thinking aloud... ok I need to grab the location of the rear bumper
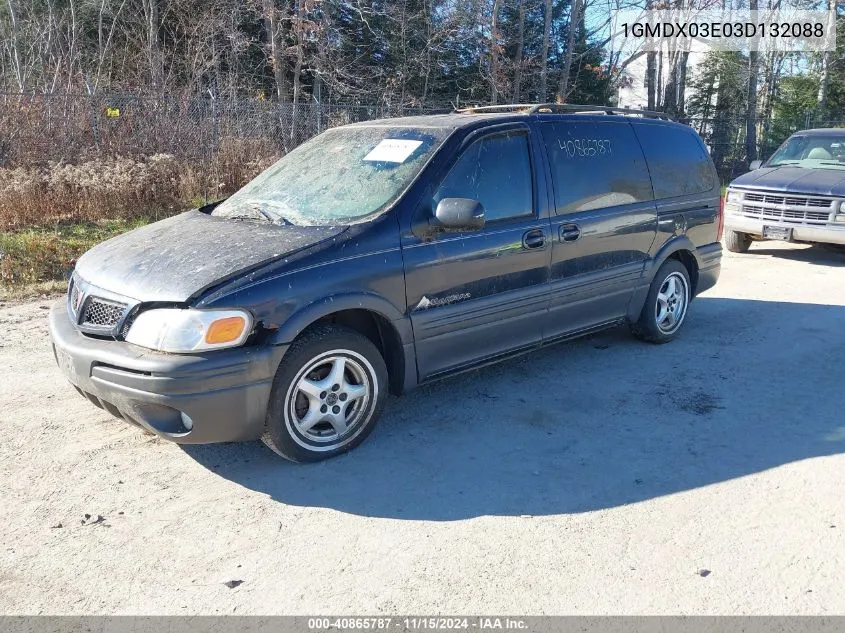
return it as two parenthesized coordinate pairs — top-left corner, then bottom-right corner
(695, 242), (721, 296)
(726, 212), (845, 246)
(48, 300), (287, 444)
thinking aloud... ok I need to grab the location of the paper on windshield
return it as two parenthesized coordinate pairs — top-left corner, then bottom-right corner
(363, 139), (423, 163)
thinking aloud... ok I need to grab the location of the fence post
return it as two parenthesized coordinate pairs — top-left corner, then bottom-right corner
(212, 96), (220, 200)
(90, 96), (100, 150)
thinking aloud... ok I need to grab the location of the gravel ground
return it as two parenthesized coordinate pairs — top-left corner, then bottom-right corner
(1, 241), (844, 615)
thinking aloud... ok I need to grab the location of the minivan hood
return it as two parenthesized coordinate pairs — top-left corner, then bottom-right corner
(731, 166), (845, 196)
(74, 210), (346, 302)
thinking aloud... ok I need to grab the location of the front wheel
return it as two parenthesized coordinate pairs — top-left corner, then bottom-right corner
(725, 229), (752, 253)
(262, 325), (388, 462)
(630, 260), (691, 344)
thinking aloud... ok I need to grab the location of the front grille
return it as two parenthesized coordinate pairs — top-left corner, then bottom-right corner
(738, 191), (835, 225)
(743, 192), (834, 208)
(741, 205), (831, 223)
(82, 297), (127, 328)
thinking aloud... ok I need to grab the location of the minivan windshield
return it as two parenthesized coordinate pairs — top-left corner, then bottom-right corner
(766, 133), (845, 170)
(213, 125), (450, 226)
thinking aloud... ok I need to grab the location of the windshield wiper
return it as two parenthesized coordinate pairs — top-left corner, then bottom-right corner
(243, 203), (297, 226)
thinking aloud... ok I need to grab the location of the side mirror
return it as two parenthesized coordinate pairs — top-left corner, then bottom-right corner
(433, 197), (485, 231)
(749, 160), (762, 170)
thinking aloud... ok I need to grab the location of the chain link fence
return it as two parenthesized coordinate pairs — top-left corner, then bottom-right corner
(0, 92), (444, 166)
(2, 93), (845, 187)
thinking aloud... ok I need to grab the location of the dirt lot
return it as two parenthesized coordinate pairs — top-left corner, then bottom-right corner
(1, 241), (844, 615)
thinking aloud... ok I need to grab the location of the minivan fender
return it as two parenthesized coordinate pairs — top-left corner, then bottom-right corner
(266, 293), (412, 347)
(647, 235), (703, 281)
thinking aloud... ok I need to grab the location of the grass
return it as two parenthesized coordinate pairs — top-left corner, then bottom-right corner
(0, 147), (278, 300)
(0, 217), (155, 298)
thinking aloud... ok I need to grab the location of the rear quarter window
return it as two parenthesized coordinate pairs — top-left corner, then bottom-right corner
(633, 123), (717, 199)
(540, 120), (653, 214)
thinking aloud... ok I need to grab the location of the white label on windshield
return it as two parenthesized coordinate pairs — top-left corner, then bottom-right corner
(363, 139), (423, 163)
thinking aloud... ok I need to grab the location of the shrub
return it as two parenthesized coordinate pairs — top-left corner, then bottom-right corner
(0, 148), (281, 289)
(0, 155), (183, 230)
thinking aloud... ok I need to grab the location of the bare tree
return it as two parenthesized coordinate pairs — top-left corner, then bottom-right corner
(264, 0), (289, 99)
(4, 0), (25, 91)
(557, 0), (584, 102)
(539, 0), (551, 101)
(489, 0), (502, 104)
(141, 0), (162, 89)
(512, 0), (524, 102)
(745, 0), (758, 162)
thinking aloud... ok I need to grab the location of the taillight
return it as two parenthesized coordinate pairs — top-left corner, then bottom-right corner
(717, 196), (725, 241)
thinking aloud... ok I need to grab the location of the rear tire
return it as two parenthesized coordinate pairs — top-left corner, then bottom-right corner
(630, 259), (691, 344)
(725, 229), (752, 253)
(261, 324), (388, 462)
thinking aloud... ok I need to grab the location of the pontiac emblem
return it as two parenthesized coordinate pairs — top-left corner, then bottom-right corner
(72, 285), (85, 314)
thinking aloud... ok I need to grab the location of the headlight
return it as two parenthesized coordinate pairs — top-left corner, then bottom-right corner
(125, 308), (253, 353)
(725, 189), (743, 204)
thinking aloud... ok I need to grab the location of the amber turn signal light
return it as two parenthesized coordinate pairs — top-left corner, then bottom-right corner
(205, 316), (247, 344)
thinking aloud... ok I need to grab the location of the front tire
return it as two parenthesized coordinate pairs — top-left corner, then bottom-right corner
(630, 260), (691, 344)
(725, 229), (752, 253)
(261, 325), (388, 462)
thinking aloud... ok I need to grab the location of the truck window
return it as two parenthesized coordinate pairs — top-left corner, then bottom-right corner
(434, 130), (534, 222)
(633, 123), (716, 198)
(540, 120), (653, 214)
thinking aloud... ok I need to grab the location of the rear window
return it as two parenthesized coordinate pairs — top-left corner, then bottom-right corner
(633, 123), (716, 199)
(540, 120), (653, 214)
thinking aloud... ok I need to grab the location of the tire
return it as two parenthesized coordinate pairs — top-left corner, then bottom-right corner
(725, 229), (752, 253)
(261, 324), (388, 462)
(630, 259), (692, 344)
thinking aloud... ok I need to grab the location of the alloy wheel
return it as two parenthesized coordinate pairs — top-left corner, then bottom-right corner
(654, 272), (689, 335)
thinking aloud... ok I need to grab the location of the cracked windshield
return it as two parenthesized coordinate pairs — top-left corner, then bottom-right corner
(213, 125), (450, 226)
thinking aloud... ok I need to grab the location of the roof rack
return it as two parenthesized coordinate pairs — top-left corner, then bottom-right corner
(454, 102), (672, 120)
(454, 104), (538, 114)
(528, 103), (672, 119)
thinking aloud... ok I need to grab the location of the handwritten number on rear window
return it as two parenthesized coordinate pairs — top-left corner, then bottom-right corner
(557, 138), (612, 159)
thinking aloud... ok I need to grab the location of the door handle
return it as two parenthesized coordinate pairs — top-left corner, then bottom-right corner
(560, 223), (581, 242)
(522, 229), (547, 249)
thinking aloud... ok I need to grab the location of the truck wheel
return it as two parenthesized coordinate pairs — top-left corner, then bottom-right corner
(725, 229), (752, 253)
(261, 325), (388, 462)
(630, 259), (691, 344)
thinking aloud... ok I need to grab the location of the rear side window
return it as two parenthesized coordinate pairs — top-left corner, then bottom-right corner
(434, 130), (533, 222)
(633, 123), (716, 198)
(540, 120), (653, 214)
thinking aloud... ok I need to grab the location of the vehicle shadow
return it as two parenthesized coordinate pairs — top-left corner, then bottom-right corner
(747, 243), (845, 267)
(184, 297), (845, 520)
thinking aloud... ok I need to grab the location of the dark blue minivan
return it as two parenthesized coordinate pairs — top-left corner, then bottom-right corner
(49, 104), (722, 462)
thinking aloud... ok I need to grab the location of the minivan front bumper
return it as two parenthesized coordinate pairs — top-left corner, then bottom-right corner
(48, 300), (287, 444)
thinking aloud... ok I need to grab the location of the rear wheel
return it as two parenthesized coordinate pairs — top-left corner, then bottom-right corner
(725, 229), (752, 253)
(630, 259), (691, 344)
(261, 325), (388, 462)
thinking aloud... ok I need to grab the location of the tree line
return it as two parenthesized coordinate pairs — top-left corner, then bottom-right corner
(1, 0), (844, 173)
